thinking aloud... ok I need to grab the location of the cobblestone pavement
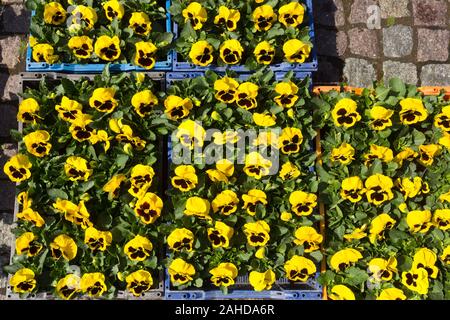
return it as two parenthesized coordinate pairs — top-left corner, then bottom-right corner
(314, 0), (450, 86)
(0, 0), (449, 299)
(0, 0), (29, 299)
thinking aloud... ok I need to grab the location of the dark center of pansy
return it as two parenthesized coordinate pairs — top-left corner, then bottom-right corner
(139, 103), (154, 114)
(137, 204), (158, 222)
(89, 282), (104, 295)
(284, 14), (296, 25)
(9, 166), (27, 179)
(132, 23), (147, 34)
(247, 165), (262, 175)
(338, 262), (348, 271)
(53, 11), (64, 22)
(209, 230), (226, 246)
(195, 48), (212, 64)
(237, 97), (255, 109)
(107, 6), (118, 18)
(131, 281), (150, 294)
(402, 110), (422, 122)
(337, 112), (358, 125)
(372, 119), (388, 128)
(17, 281), (34, 291)
(280, 94), (295, 105)
(173, 274), (187, 282)
(68, 168), (86, 178)
(29, 242), (41, 255)
(249, 232), (266, 244)
(173, 238), (192, 251)
(75, 48), (88, 56)
(100, 44), (119, 59)
(257, 16), (271, 29)
(290, 51), (305, 60)
(52, 247), (62, 259)
(32, 142), (48, 154)
(295, 203), (311, 213)
(22, 112), (35, 121)
(173, 178), (191, 190)
(421, 153), (430, 161)
(128, 246), (149, 259)
(218, 90), (235, 102)
(60, 286), (76, 298)
(220, 204), (235, 214)
(215, 277), (231, 285)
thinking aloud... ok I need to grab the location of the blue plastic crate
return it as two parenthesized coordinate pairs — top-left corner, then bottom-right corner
(165, 71), (313, 83)
(164, 271), (322, 300)
(171, 0), (318, 73)
(26, 0), (173, 72)
(165, 71), (322, 300)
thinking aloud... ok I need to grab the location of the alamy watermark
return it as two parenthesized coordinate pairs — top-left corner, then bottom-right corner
(170, 125), (282, 175)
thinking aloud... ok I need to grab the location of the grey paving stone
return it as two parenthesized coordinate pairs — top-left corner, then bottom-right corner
(0, 72), (20, 101)
(417, 28), (450, 62)
(314, 0), (345, 27)
(316, 29), (348, 57)
(1, 0), (25, 4)
(412, 0), (448, 27)
(0, 104), (18, 138)
(421, 64), (450, 86)
(348, 28), (379, 58)
(383, 61), (418, 85)
(349, 0), (378, 24)
(383, 25), (413, 58)
(0, 36), (26, 70)
(379, 0), (411, 18)
(1, 4), (30, 34)
(0, 181), (15, 212)
(343, 58), (376, 87)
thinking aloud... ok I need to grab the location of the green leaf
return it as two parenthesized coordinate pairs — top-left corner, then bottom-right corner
(237, 251), (252, 262)
(266, 25), (284, 39)
(194, 278), (203, 287)
(316, 164), (332, 181)
(412, 129), (426, 146)
(29, 23), (45, 39)
(206, 37), (221, 50)
(309, 250), (323, 263)
(169, 1), (182, 16)
(223, 108), (233, 119)
(157, 127), (169, 135)
(220, 286), (228, 295)
(79, 180), (95, 193)
(180, 22), (196, 41)
(261, 70), (275, 84)
(3, 264), (21, 274)
(388, 230), (409, 242)
(47, 188), (68, 200)
(429, 281), (444, 300)
(344, 267), (369, 286)
(37, 249), (49, 272)
(102, 64), (111, 82)
(115, 154), (129, 169)
(10, 129), (22, 142)
(25, 0), (38, 10)
(368, 159), (383, 175)
(318, 270), (335, 286)
(155, 32), (174, 47)
(375, 86), (390, 101)
(389, 78), (406, 95)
